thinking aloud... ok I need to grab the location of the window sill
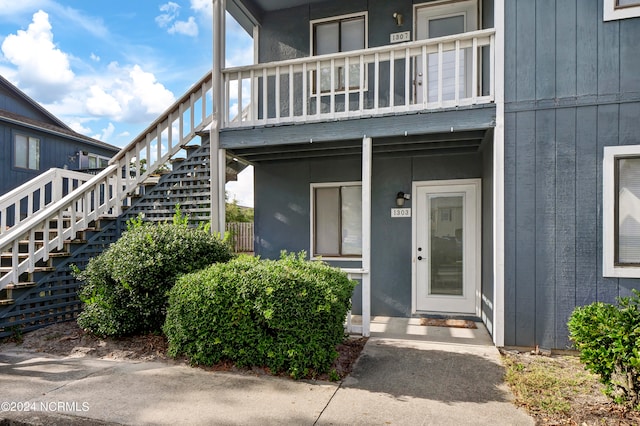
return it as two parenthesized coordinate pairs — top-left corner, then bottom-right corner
(311, 256), (363, 262)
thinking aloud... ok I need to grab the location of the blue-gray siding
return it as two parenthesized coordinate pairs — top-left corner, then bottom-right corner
(504, 0), (640, 349)
(0, 122), (118, 195)
(254, 151), (485, 318)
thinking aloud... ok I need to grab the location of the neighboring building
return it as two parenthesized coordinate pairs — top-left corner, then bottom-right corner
(214, 0), (640, 349)
(0, 75), (119, 196)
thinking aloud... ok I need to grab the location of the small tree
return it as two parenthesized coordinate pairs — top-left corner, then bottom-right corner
(568, 290), (640, 408)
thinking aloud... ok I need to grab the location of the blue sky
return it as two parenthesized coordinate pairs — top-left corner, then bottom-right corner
(0, 0), (255, 206)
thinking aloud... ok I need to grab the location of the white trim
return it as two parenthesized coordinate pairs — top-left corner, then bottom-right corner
(493, 0), (505, 348)
(309, 181), (363, 260)
(603, 145), (640, 277)
(604, 0), (640, 21)
(361, 136), (372, 337)
(411, 178), (482, 316)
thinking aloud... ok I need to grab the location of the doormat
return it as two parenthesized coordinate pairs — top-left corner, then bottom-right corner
(419, 318), (477, 329)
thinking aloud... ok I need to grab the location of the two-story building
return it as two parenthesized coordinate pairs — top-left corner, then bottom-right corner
(213, 0), (640, 350)
(0, 75), (119, 196)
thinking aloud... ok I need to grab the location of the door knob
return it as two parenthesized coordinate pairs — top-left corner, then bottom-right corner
(418, 256), (423, 260)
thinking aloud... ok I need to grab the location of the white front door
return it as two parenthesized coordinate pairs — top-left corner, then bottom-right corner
(413, 179), (480, 314)
(414, 0), (478, 104)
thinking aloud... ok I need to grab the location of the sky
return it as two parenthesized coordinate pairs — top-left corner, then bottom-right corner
(0, 0), (255, 206)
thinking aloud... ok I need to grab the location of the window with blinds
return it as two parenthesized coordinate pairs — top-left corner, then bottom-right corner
(616, 157), (640, 265)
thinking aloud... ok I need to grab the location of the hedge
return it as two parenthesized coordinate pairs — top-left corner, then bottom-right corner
(163, 252), (356, 378)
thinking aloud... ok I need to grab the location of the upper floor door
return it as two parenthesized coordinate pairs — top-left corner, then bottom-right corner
(414, 0), (478, 104)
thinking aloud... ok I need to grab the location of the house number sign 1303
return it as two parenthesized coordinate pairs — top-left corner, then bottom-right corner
(391, 208), (411, 218)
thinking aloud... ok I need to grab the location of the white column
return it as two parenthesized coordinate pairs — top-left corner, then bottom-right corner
(218, 148), (227, 236)
(362, 136), (372, 337)
(493, 0), (506, 347)
(210, 0), (223, 234)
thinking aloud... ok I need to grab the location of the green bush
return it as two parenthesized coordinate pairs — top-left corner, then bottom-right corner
(163, 252), (356, 378)
(74, 219), (233, 337)
(567, 290), (640, 408)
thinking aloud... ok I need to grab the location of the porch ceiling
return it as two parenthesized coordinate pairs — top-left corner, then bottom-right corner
(227, 130), (488, 163)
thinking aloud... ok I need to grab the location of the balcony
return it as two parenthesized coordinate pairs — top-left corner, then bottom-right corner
(222, 28), (495, 130)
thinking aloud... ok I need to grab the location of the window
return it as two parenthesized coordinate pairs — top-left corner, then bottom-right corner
(311, 183), (362, 258)
(311, 13), (367, 93)
(604, 0), (640, 21)
(14, 134), (40, 170)
(603, 145), (640, 277)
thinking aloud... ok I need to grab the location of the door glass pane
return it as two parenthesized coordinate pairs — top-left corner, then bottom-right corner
(315, 187), (340, 255)
(428, 15), (465, 38)
(430, 195), (463, 295)
(341, 186), (362, 255)
(618, 158), (640, 263)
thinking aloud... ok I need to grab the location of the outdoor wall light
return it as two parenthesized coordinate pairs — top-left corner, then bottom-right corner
(396, 192), (410, 207)
(393, 12), (404, 27)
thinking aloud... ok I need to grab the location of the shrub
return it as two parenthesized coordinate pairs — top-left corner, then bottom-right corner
(567, 290), (640, 408)
(74, 218), (233, 337)
(163, 252), (356, 378)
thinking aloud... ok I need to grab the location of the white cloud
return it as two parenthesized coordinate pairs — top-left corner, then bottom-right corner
(86, 85), (122, 116)
(1, 10), (74, 102)
(81, 63), (175, 123)
(93, 122), (115, 141)
(156, 2), (198, 37)
(190, 0), (211, 15)
(67, 119), (92, 135)
(155, 2), (180, 28)
(90, 52), (100, 62)
(169, 17), (198, 37)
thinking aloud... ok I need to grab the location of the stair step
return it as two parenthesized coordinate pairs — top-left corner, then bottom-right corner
(6, 282), (36, 290)
(0, 266), (55, 274)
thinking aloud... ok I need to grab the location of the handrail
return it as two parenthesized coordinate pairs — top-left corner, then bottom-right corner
(0, 70), (215, 291)
(0, 168), (91, 235)
(223, 28), (496, 74)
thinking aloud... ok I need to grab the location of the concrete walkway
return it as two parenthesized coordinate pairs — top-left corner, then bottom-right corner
(0, 317), (533, 425)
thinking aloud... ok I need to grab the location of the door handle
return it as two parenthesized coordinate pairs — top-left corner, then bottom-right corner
(418, 256), (423, 261)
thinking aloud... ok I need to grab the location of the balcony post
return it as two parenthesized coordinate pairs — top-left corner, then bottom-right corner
(211, 0), (226, 235)
(362, 136), (372, 337)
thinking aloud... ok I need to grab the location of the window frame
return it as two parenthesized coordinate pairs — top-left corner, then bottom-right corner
(13, 133), (40, 171)
(309, 12), (368, 95)
(603, 145), (640, 277)
(604, 0), (640, 21)
(310, 181), (363, 261)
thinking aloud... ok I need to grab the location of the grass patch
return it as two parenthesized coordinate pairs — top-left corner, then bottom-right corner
(503, 353), (598, 416)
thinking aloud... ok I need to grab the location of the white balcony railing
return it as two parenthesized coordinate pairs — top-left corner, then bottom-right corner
(222, 28), (495, 129)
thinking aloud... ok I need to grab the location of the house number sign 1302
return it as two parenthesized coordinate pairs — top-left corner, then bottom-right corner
(391, 208), (411, 218)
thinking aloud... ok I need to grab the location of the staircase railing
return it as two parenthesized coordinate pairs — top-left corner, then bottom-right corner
(0, 71), (214, 292)
(0, 168), (91, 236)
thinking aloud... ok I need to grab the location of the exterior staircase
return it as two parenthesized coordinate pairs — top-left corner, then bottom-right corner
(0, 72), (217, 337)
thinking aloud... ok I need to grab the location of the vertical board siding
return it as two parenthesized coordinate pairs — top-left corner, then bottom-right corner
(504, 112), (518, 344)
(505, 0), (640, 348)
(555, 0), (577, 99)
(535, 110), (556, 349)
(555, 108), (577, 349)
(596, 104), (620, 305)
(576, 1), (599, 97)
(620, 21), (640, 94)
(535, 0), (556, 100)
(575, 106), (598, 307)
(515, 0), (536, 101)
(514, 111), (537, 346)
